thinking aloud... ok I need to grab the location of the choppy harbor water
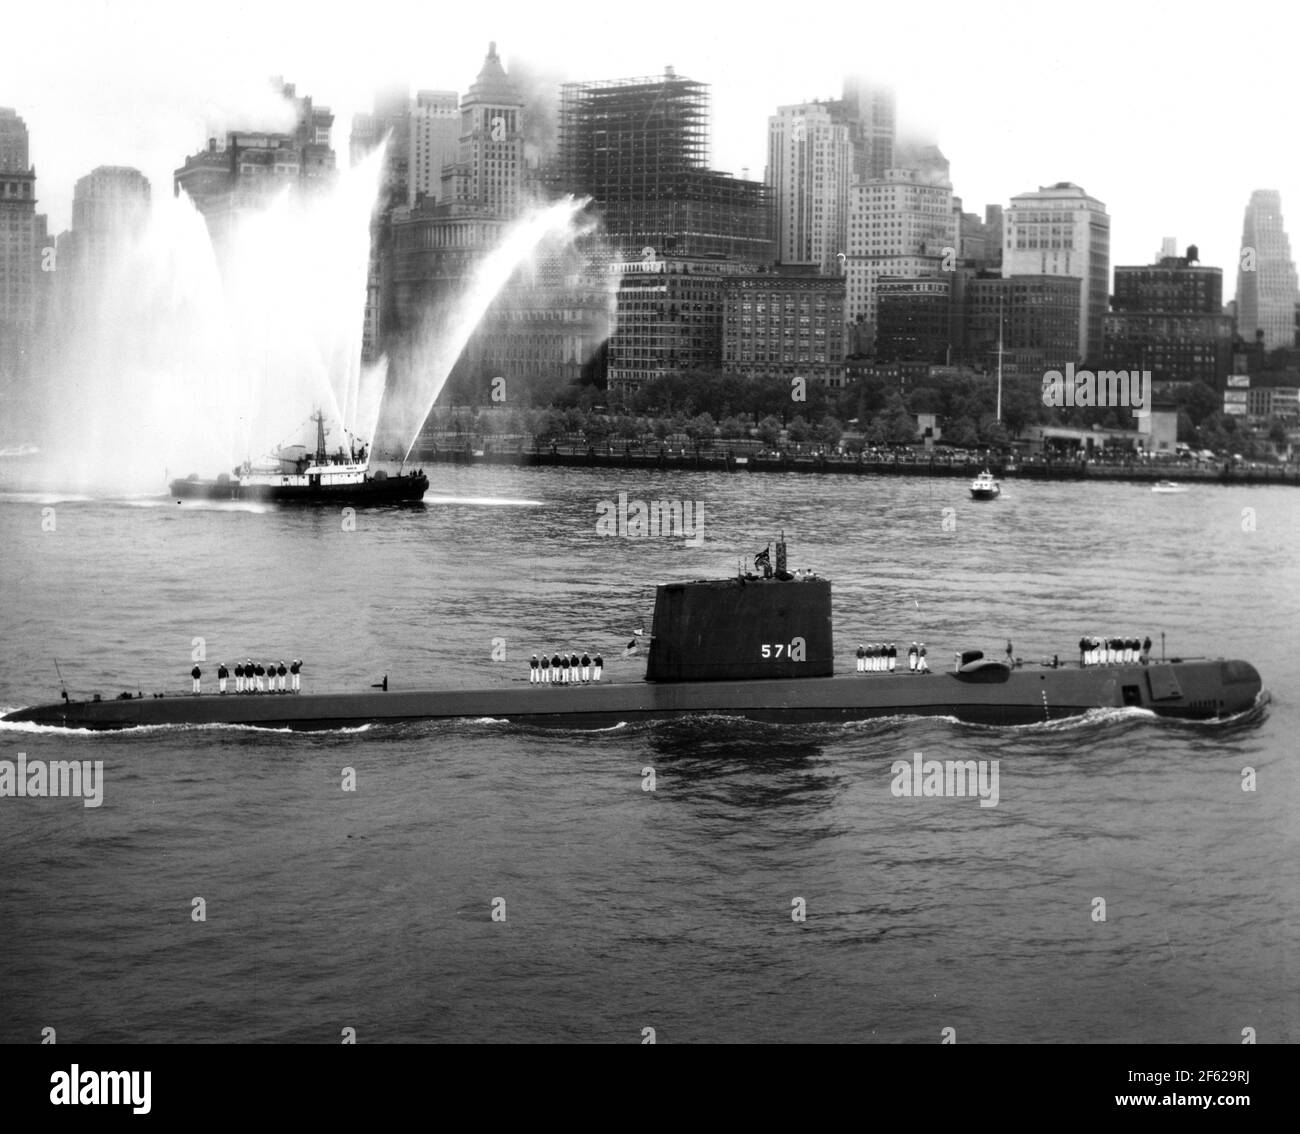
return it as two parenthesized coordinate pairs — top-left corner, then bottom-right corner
(0, 467), (1296, 1043)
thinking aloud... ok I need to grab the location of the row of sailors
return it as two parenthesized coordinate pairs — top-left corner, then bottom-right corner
(189, 660), (303, 694)
(531, 652), (603, 684)
(856, 642), (930, 673)
(1078, 636), (1152, 666)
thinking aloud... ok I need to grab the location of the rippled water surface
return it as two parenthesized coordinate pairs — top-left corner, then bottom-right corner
(0, 467), (1296, 1042)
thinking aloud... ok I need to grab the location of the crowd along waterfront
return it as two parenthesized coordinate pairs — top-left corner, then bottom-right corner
(410, 435), (1300, 485)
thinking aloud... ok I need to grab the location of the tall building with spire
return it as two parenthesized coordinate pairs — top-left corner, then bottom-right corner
(1002, 181), (1109, 364)
(381, 45), (614, 422)
(439, 42), (524, 218)
(767, 102), (851, 273)
(0, 108), (49, 391)
(1236, 189), (1298, 351)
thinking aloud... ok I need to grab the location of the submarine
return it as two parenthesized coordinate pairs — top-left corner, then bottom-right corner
(1, 539), (1265, 732)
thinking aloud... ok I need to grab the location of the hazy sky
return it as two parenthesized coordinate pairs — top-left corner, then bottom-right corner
(8, 0), (1299, 294)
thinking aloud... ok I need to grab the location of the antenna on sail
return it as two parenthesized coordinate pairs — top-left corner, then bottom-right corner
(54, 658), (68, 703)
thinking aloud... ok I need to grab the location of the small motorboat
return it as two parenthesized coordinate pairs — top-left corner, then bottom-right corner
(1151, 480), (1188, 494)
(970, 469), (1001, 500)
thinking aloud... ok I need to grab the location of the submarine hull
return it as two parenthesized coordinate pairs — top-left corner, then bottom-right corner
(2, 660), (1264, 732)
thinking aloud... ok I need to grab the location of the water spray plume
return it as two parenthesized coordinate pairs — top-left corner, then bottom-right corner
(390, 196), (597, 465)
(21, 144), (388, 495)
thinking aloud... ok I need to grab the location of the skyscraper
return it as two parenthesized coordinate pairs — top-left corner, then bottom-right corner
(174, 79), (336, 249)
(838, 78), (895, 180)
(1104, 244), (1232, 388)
(410, 90), (460, 205)
(1002, 182), (1109, 364)
(767, 103), (851, 273)
(0, 106), (29, 172)
(382, 45), (614, 417)
(1236, 190), (1298, 351)
(0, 108), (49, 390)
(351, 85), (414, 208)
(845, 166), (957, 342)
(441, 42), (524, 218)
(558, 69), (773, 262)
(557, 68), (774, 397)
(55, 166), (152, 321)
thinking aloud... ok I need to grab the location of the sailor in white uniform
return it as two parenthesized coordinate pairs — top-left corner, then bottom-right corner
(191, 665), (202, 694)
(917, 643), (929, 673)
(593, 653), (603, 682)
(857, 644), (865, 672)
(530, 653), (539, 683)
(909, 642), (919, 672)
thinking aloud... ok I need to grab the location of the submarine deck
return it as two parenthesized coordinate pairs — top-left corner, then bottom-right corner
(2, 660), (1264, 732)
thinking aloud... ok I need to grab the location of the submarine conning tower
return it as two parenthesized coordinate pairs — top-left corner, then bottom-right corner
(645, 536), (834, 682)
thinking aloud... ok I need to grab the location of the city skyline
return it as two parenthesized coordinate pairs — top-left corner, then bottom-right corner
(6, 0), (1299, 294)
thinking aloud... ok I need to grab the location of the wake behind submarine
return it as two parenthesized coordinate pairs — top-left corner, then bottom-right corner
(2, 538), (1265, 732)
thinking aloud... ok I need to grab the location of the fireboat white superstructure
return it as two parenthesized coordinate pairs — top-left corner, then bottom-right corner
(171, 410), (429, 504)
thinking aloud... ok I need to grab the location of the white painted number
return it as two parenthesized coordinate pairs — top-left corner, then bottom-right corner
(761, 638), (806, 661)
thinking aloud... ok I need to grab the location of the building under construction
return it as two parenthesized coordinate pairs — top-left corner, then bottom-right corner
(558, 70), (774, 397)
(558, 70), (773, 263)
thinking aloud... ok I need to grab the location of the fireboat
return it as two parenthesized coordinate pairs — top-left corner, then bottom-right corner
(169, 410), (428, 503)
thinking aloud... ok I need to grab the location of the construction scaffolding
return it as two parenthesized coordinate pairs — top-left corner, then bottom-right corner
(559, 71), (772, 263)
(560, 71), (711, 193)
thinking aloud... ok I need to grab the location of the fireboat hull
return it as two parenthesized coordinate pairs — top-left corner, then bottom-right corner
(2, 660), (1264, 732)
(170, 473), (428, 503)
